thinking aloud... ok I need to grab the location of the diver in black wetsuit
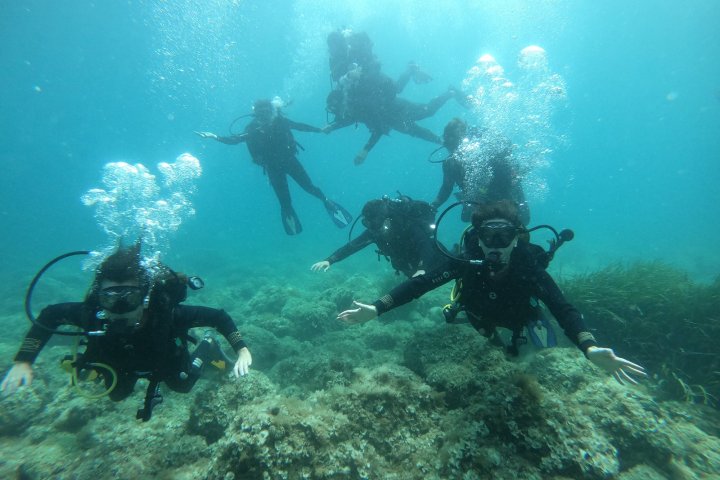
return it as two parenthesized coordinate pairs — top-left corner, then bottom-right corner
(196, 99), (352, 235)
(431, 118), (529, 224)
(324, 28), (464, 165)
(337, 200), (647, 385)
(324, 80), (459, 165)
(311, 196), (443, 278)
(1, 245), (253, 420)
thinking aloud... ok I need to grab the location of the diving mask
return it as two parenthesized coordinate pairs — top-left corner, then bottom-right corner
(362, 216), (390, 232)
(98, 285), (144, 314)
(477, 220), (519, 265)
(477, 220), (518, 248)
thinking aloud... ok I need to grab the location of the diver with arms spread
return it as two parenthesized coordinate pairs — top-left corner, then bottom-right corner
(337, 200), (646, 384)
(312, 195), (443, 278)
(196, 98), (353, 235)
(1, 243), (253, 421)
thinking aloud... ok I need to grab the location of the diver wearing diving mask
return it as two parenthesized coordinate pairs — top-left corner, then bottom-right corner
(337, 200), (647, 386)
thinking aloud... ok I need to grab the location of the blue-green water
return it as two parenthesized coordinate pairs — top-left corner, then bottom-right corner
(1, 1), (718, 284)
(1, 3), (720, 477)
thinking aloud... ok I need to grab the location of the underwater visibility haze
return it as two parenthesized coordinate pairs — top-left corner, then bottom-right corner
(0, 1), (719, 479)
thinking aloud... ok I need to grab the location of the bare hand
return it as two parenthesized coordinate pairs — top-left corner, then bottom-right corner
(586, 346), (647, 385)
(1, 362), (33, 396)
(233, 347), (252, 378)
(337, 300), (377, 325)
(354, 149), (369, 165)
(194, 131), (218, 140)
(311, 261), (330, 272)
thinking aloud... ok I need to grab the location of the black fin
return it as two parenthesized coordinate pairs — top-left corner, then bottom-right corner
(325, 200), (353, 228)
(281, 209), (303, 235)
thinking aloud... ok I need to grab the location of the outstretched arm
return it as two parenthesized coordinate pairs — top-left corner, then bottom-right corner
(322, 117), (355, 134)
(586, 346), (647, 385)
(312, 231), (374, 272)
(536, 270), (647, 385)
(195, 131), (248, 145)
(354, 130), (383, 165)
(286, 119), (323, 133)
(1, 362), (33, 396)
(337, 300), (378, 325)
(2, 303), (85, 396)
(432, 161), (457, 210)
(336, 263), (457, 323)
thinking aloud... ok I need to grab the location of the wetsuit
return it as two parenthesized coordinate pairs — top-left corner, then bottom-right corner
(14, 303), (247, 401)
(325, 220), (442, 277)
(371, 239), (598, 354)
(326, 71), (452, 162)
(217, 115), (326, 234)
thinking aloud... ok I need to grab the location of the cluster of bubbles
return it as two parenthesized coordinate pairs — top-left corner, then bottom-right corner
(81, 153), (202, 271)
(458, 130), (516, 205)
(147, 0), (250, 120)
(461, 45), (568, 201)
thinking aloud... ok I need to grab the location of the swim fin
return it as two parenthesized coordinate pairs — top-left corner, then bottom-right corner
(527, 317), (557, 348)
(190, 333), (227, 374)
(281, 208), (303, 235)
(449, 85), (473, 109)
(324, 199), (353, 228)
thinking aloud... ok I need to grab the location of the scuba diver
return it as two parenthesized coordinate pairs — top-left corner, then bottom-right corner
(311, 195), (443, 278)
(0, 244), (253, 421)
(324, 28), (462, 165)
(327, 28), (382, 83)
(337, 200), (647, 385)
(431, 118), (530, 224)
(195, 98), (353, 235)
(324, 82), (461, 165)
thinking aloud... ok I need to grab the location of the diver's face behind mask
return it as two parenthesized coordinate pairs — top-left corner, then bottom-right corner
(477, 219), (519, 265)
(99, 285), (143, 313)
(97, 281), (147, 334)
(362, 216), (390, 233)
(253, 101), (275, 124)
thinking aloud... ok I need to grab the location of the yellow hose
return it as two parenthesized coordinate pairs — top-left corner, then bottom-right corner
(69, 337), (118, 399)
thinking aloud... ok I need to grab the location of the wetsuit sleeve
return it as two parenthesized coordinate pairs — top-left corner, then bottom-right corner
(535, 271), (598, 354)
(325, 230), (375, 265)
(286, 119), (322, 133)
(432, 160), (456, 209)
(363, 130), (383, 154)
(324, 117), (354, 133)
(174, 305), (248, 352)
(215, 134), (248, 145)
(13, 303), (86, 364)
(372, 261), (459, 316)
(432, 156), (463, 210)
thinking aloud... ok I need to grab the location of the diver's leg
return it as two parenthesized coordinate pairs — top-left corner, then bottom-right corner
(164, 349), (198, 394)
(285, 157), (326, 201)
(399, 122), (442, 144)
(286, 157), (353, 228)
(401, 90), (454, 122)
(107, 371), (138, 402)
(267, 165), (302, 235)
